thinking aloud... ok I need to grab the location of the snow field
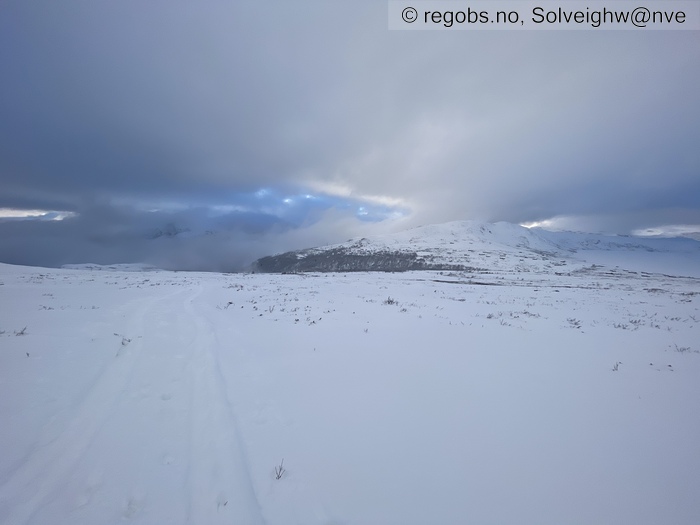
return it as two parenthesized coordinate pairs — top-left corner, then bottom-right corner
(1, 264), (699, 524)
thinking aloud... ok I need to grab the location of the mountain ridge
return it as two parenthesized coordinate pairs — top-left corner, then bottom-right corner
(252, 220), (700, 276)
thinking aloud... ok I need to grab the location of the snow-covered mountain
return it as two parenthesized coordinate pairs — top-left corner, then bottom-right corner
(253, 220), (700, 277)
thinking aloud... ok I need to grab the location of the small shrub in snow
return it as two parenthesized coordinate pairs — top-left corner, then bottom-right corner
(383, 297), (398, 305)
(673, 344), (696, 354)
(567, 318), (581, 329)
(15, 326), (27, 336)
(274, 459), (286, 480)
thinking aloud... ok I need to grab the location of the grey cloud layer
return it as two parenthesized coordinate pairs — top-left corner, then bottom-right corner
(1, 1), (698, 269)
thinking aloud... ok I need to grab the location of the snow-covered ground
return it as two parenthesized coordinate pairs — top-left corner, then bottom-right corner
(1, 249), (699, 524)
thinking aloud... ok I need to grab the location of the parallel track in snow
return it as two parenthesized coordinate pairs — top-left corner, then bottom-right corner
(0, 284), (265, 525)
(0, 291), (173, 524)
(184, 286), (265, 524)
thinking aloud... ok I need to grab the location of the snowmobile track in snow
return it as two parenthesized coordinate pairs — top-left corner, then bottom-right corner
(0, 291), (177, 524)
(184, 286), (265, 524)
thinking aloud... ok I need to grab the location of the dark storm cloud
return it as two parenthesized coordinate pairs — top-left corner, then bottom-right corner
(0, 202), (289, 271)
(0, 192), (401, 271)
(1, 1), (698, 269)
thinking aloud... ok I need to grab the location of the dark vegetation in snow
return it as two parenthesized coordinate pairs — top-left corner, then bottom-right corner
(252, 247), (484, 273)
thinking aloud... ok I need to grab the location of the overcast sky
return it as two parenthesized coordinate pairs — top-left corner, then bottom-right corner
(1, 1), (699, 270)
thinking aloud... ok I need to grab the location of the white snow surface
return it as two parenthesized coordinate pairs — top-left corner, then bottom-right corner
(2, 223), (700, 525)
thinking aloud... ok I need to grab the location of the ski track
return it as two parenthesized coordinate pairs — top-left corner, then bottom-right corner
(185, 285), (265, 525)
(0, 289), (177, 524)
(0, 282), (265, 525)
